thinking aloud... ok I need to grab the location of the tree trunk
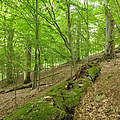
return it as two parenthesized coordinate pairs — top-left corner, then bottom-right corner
(86, 0), (89, 62)
(33, 48), (38, 89)
(24, 45), (31, 84)
(66, 0), (77, 73)
(104, 3), (114, 58)
(6, 27), (14, 84)
(37, 48), (41, 89)
(33, 0), (39, 89)
(76, 20), (81, 62)
(76, 37), (80, 62)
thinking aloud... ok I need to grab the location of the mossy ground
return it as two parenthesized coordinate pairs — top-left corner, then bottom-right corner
(4, 65), (100, 120)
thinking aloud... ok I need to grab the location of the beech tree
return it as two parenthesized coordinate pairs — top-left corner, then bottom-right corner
(0, 0), (119, 86)
(104, 0), (114, 58)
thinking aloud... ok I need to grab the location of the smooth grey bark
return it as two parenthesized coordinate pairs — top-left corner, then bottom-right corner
(24, 44), (31, 84)
(6, 27), (14, 84)
(104, 3), (114, 58)
(76, 21), (81, 62)
(86, 0), (89, 62)
(66, 0), (77, 73)
(37, 48), (41, 89)
(3, 7), (6, 82)
(33, 0), (39, 89)
(51, 55), (55, 81)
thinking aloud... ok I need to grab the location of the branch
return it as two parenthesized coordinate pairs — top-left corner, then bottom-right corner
(77, 10), (87, 25)
(5, 2), (34, 31)
(115, 0), (120, 11)
(42, 0), (70, 51)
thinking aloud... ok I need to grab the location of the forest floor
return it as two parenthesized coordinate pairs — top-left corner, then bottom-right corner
(74, 53), (120, 120)
(0, 52), (120, 120)
(0, 62), (75, 120)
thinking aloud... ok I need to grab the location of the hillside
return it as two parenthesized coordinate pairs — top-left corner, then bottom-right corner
(74, 53), (120, 120)
(0, 63), (74, 119)
(0, 0), (120, 120)
(0, 52), (119, 120)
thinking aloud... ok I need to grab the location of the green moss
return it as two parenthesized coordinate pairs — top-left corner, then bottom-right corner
(47, 79), (91, 112)
(5, 79), (92, 120)
(47, 81), (77, 109)
(88, 66), (101, 80)
(4, 102), (33, 120)
(20, 102), (61, 120)
(4, 101), (65, 120)
(95, 92), (105, 102)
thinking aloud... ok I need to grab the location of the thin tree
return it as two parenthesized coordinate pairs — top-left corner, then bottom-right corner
(33, 0), (39, 89)
(66, 0), (77, 73)
(24, 43), (31, 84)
(86, 0), (89, 62)
(104, 0), (114, 58)
(6, 25), (14, 83)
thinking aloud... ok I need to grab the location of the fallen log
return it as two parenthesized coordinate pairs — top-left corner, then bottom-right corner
(1, 72), (62, 94)
(2, 83), (52, 94)
(5, 83), (32, 94)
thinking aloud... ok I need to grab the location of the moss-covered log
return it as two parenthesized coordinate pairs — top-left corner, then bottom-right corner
(88, 65), (101, 82)
(4, 79), (91, 120)
(4, 65), (101, 120)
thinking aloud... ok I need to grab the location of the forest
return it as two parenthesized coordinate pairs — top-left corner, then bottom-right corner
(0, 0), (120, 120)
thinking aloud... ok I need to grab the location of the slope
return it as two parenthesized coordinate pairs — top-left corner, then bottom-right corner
(74, 53), (120, 120)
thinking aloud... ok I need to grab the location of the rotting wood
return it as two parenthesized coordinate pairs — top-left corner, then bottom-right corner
(67, 56), (102, 82)
(67, 64), (89, 81)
